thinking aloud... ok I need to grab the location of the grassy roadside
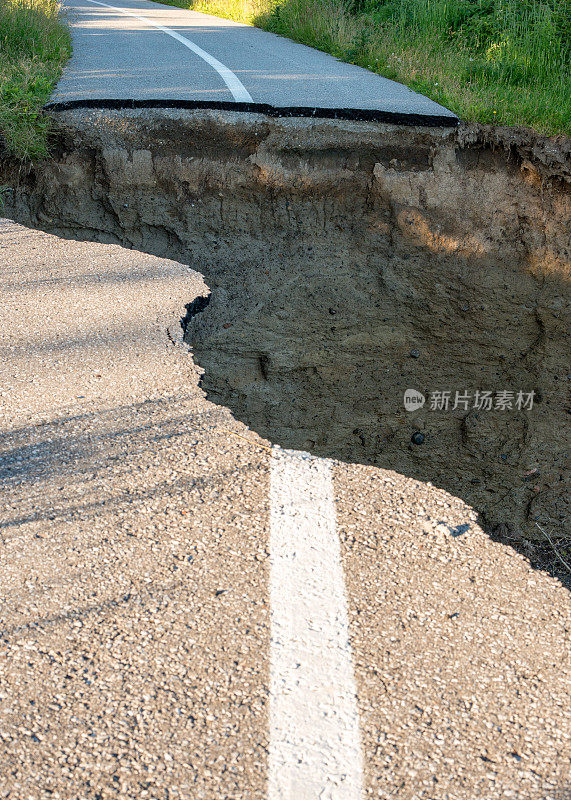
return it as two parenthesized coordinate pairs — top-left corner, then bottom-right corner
(159, 0), (570, 136)
(0, 0), (71, 160)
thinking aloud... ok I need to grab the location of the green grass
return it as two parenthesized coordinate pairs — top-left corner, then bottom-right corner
(0, 0), (71, 160)
(158, 0), (570, 136)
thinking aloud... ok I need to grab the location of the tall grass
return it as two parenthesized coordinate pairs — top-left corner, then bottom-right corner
(0, 0), (71, 160)
(161, 0), (570, 135)
(367, 0), (569, 88)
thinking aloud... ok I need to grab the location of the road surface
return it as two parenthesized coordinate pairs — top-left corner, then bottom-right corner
(1, 221), (570, 800)
(52, 0), (458, 123)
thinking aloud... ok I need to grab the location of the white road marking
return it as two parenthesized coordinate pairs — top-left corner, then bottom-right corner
(269, 446), (363, 800)
(84, 0), (253, 102)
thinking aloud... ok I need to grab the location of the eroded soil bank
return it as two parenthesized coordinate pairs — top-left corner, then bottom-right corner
(2, 108), (569, 567)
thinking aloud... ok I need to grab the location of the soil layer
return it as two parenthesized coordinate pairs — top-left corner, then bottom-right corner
(2, 108), (569, 568)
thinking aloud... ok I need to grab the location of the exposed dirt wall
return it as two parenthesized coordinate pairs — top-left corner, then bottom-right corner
(2, 108), (569, 557)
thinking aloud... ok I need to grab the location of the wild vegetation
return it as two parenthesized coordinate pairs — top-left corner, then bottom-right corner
(0, 0), (71, 159)
(161, 0), (570, 135)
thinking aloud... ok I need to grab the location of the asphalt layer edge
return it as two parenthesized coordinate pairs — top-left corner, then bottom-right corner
(43, 98), (460, 127)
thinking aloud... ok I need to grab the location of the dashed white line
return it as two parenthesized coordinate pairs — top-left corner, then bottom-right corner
(84, 0), (253, 102)
(269, 446), (363, 800)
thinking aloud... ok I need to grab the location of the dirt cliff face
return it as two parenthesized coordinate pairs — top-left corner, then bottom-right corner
(2, 108), (569, 557)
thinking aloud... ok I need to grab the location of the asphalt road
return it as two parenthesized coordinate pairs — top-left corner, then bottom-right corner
(53, 0), (458, 120)
(1, 221), (570, 800)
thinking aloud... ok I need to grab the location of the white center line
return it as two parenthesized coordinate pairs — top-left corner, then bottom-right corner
(269, 446), (363, 800)
(84, 0), (253, 102)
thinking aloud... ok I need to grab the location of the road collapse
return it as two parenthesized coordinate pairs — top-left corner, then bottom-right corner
(2, 106), (569, 570)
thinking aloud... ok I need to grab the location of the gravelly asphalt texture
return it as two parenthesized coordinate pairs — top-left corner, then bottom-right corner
(0, 219), (570, 799)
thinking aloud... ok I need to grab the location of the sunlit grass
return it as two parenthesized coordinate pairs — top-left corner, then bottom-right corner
(0, 0), (71, 160)
(158, 0), (570, 135)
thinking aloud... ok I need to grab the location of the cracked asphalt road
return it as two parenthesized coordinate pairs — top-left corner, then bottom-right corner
(0, 219), (570, 799)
